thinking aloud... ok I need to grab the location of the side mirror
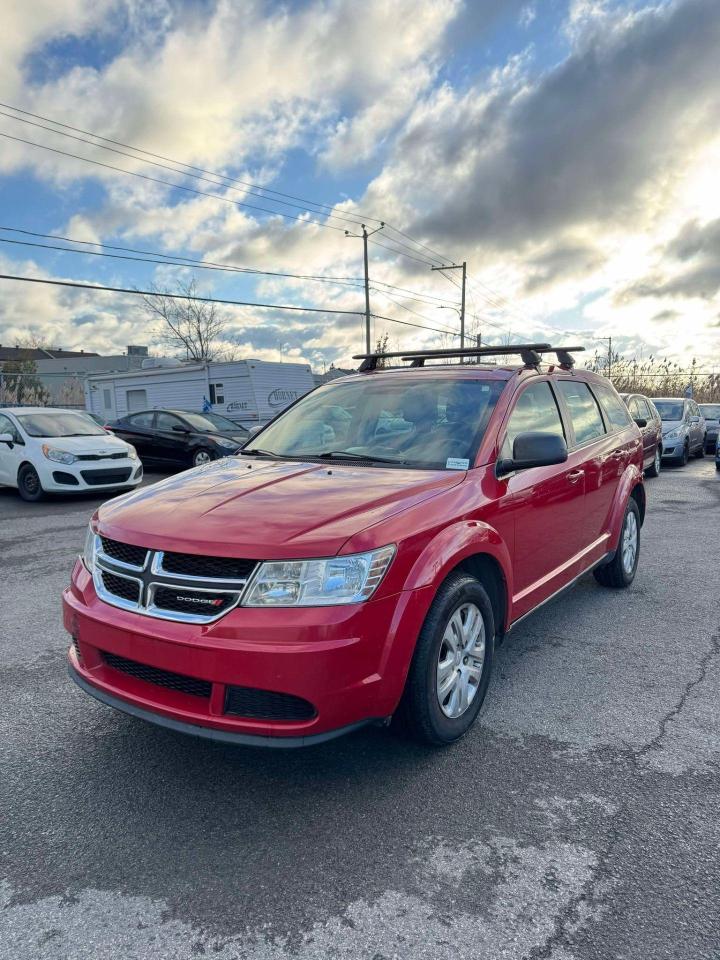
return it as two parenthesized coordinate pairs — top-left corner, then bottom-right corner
(690, 416), (700, 424)
(172, 424), (190, 433)
(0, 432), (14, 446)
(633, 418), (647, 428)
(496, 432), (568, 477)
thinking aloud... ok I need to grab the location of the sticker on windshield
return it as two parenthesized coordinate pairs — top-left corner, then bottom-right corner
(446, 457), (470, 470)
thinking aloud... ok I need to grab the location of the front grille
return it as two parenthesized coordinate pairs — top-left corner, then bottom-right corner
(161, 551), (256, 580)
(101, 537), (148, 568)
(152, 585), (237, 615)
(81, 468), (132, 486)
(101, 570), (141, 603)
(103, 651), (211, 698)
(77, 452), (127, 461)
(225, 685), (316, 721)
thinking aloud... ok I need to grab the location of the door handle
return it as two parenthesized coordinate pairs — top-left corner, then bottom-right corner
(566, 469), (585, 483)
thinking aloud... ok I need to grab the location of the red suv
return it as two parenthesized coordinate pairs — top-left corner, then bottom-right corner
(64, 344), (645, 747)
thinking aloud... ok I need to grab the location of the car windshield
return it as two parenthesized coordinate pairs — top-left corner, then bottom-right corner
(243, 376), (505, 469)
(16, 412), (107, 437)
(653, 400), (684, 421)
(699, 404), (720, 419)
(181, 412), (246, 432)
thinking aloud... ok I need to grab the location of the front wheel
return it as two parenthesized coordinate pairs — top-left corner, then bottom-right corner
(645, 446), (661, 478)
(680, 442), (689, 466)
(593, 498), (640, 589)
(694, 439), (705, 459)
(397, 572), (495, 746)
(17, 464), (45, 502)
(192, 448), (214, 467)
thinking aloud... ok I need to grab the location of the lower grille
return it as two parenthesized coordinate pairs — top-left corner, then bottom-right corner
(72, 636), (82, 661)
(103, 652), (212, 698)
(53, 470), (79, 485)
(225, 685), (316, 721)
(101, 570), (141, 603)
(81, 468), (132, 486)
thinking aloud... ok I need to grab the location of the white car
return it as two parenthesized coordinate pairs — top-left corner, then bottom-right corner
(0, 407), (143, 501)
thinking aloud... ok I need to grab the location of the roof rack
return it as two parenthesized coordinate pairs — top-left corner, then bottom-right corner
(352, 344), (586, 372)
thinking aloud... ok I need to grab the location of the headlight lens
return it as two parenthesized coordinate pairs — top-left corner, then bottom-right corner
(42, 444), (77, 464)
(126, 444), (138, 460)
(214, 437), (238, 450)
(664, 428), (681, 440)
(243, 545), (395, 607)
(82, 524), (96, 572)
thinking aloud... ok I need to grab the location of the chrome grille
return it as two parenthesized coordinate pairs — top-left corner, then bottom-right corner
(93, 535), (255, 624)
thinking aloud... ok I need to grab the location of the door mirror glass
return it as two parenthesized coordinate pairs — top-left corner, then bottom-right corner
(171, 424), (190, 433)
(633, 418), (647, 428)
(497, 432), (568, 476)
(0, 432), (14, 445)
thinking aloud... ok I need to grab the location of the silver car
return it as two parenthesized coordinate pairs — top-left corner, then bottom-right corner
(653, 397), (706, 465)
(699, 403), (720, 454)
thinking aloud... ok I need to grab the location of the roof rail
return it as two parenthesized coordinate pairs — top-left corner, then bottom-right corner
(353, 343), (552, 372)
(352, 343), (586, 372)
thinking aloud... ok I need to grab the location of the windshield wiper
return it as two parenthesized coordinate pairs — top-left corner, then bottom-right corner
(314, 450), (406, 464)
(239, 448), (285, 458)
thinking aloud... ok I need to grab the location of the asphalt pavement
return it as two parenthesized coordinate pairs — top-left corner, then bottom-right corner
(1, 459), (719, 959)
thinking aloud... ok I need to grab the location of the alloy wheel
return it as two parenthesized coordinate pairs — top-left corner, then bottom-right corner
(654, 448), (661, 474)
(622, 510), (638, 575)
(194, 450), (212, 466)
(436, 603), (486, 719)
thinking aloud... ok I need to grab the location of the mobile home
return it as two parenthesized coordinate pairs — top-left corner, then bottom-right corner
(85, 358), (315, 427)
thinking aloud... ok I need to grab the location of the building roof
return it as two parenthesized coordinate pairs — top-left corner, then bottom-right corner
(0, 345), (100, 361)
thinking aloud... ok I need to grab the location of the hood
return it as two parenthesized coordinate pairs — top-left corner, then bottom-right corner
(43, 433), (131, 456)
(207, 430), (247, 445)
(98, 456), (465, 558)
(661, 419), (684, 435)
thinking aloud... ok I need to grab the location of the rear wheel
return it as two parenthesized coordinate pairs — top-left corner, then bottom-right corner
(645, 446), (661, 478)
(593, 498), (640, 589)
(17, 464), (45, 502)
(192, 448), (214, 467)
(397, 572), (494, 746)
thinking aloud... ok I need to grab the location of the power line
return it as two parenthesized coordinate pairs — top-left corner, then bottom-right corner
(370, 314), (460, 337)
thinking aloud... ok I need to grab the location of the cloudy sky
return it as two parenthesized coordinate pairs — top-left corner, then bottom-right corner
(0, 0), (719, 370)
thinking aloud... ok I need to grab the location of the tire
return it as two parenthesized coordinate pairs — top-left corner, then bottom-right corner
(397, 572), (495, 746)
(694, 439), (705, 459)
(593, 498), (640, 589)
(680, 442), (689, 466)
(645, 446), (661, 478)
(192, 448), (215, 467)
(17, 464), (45, 502)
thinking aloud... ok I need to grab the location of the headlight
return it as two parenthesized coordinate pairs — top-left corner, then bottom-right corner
(243, 545), (395, 607)
(214, 437), (238, 450)
(126, 444), (138, 460)
(42, 444), (77, 464)
(82, 524), (96, 572)
(664, 428), (681, 441)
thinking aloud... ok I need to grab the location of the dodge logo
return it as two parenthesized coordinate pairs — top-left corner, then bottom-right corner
(175, 595), (225, 606)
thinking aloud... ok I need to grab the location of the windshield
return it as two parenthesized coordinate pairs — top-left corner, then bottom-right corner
(17, 411), (107, 438)
(699, 404), (720, 420)
(244, 376), (505, 469)
(181, 412), (247, 433)
(653, 400), (684, 421)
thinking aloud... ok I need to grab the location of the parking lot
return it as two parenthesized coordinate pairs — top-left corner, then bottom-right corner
(1, 459), (719, 959)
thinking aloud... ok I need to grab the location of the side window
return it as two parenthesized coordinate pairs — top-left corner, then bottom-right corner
(156, 412), (182, 432)
(128, 412), (155, 428)
(636, 398), (652, 420)
(557, 380), (606, 445)
(502, 381), (565, 458)
(0, 413), (21, 442)
(594, 383), (634, 430)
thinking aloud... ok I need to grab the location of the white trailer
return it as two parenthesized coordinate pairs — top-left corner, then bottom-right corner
(84, 358), (315, 427)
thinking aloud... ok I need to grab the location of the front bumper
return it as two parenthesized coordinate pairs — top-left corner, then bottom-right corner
(661, 440), (685, 459)
(40, 459), (143, 492)
(63, 559), (432, 744)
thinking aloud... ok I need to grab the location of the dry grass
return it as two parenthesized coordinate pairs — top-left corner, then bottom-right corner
(584, 353), (720, 403)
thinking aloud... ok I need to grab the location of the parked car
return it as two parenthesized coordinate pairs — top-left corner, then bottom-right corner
(699, 403), (720, 453)
(82, 411), (113, 431)
(109, 409), (250, 468)
(65, 345), (645, 748)
(620, 393), (663, 477)
(0, 407), (142, 502)
(652, 397), (706, 465)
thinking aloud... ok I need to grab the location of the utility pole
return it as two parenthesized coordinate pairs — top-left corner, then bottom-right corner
(345, 222), (384, 354)
(431, 261), (466, 349)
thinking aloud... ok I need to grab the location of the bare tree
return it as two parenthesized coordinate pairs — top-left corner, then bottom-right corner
(141, 279), (231, 361)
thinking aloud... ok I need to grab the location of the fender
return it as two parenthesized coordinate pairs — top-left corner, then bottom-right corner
(606, 464), (645, 552)
(403, 519), (514, 625)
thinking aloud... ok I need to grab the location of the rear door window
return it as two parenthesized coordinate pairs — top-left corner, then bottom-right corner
(557, 380), (606, 445)
(593, 383), (634, 430)
(128, 412), (155, 428)
(501, 381), (565, 458)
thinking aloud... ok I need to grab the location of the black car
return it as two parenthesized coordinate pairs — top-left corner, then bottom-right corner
(109, 409), (249, 469)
